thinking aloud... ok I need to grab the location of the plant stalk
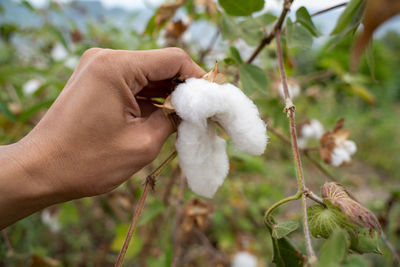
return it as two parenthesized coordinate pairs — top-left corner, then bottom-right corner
(115, 151), (177, 267)
(275, 29), (317, 263)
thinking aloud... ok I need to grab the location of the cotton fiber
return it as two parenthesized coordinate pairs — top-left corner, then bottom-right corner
(331, 140), (357, 167)
(231, 251), (258, 267)
(172, 78), (268, 198)
(298, 119), (324, 149)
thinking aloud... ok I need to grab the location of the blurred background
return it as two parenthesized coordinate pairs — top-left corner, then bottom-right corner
(0, 0), (399, 266)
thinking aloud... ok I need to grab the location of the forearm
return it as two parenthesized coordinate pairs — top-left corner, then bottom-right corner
(0, 141), (55, 229)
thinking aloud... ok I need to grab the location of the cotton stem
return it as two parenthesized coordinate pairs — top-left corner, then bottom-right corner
(275, 29), (317, 263)
(115, 151), (177, 267)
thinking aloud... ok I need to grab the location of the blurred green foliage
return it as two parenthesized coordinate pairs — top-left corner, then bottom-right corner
(0, 0), (399, 266)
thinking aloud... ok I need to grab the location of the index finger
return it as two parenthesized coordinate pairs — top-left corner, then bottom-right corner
(134, 47), (206, 82)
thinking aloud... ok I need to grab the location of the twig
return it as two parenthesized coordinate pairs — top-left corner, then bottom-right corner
(268, 125), (338, 182)
(246, 1), (348, 64)
(115, 151), (177, 267)
(171, 174), (186, 267)
(265, 191), (303, 225)
(381, 232), (400, 265)
(303, 151), (338, 182)
(311, 2), (348, 17)
(1, 230), (13, 254)
(303, 188), (326, 207)
(247, 0), (293, 64)
(275, 29), (317, 263)
(198, 29), (220, 63)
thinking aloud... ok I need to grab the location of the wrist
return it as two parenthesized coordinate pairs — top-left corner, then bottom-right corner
(0, 139), (58, 229)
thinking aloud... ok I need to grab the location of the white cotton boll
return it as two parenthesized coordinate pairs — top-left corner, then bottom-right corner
(172, 78), (267, 155)
(41, 209), (61, 233)
(331, 147), (351, 167)
(23, 79), (42, 95)
(172, 78), (267, 197)
(297, 137), (308, 149)
(309, 119), (324, 139)
(300, 119), (323, 143)
(278, 81), (300, 99)
(343, 140), (357, 155)
(232, 251), (258, 267)
(176, 121), (229, 198)
(51, 43), (68, 61)
(64, 56), (79, 69)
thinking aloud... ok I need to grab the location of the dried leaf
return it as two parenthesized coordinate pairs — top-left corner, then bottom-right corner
(351, 0), (400, 69)
(182, 199), (213, 232)
(154, 95), (175, 114)
(165, 20), (188, 42)
(30, 255), (61, 267)
(319, 119), (352, 165)
(155, 0), (185, 27)
(202, 62), (227, 84)
(195, 0), (217, 19)
(321, 182), (381, 232)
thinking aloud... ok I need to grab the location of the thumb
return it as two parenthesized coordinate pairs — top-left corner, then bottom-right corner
(142, 109), (176, 146)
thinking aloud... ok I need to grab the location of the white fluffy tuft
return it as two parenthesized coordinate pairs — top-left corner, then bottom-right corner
(172, 78), (267, 198)
(231, 251), (258, 267)
(343, 140), (357, 155)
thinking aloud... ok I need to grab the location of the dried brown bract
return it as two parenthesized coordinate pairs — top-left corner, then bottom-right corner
(321, 182), (381, 232)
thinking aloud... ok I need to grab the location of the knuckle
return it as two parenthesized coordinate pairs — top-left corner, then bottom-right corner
(82, 47), (102, 59)
(167, 47), (190, 60)
(139, 134), (160, 161)
(86, 49), (115, 77)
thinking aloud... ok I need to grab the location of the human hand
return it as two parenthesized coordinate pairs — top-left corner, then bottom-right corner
(0, 48), (204, 228)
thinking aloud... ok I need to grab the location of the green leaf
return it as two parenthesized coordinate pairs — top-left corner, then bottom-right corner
(319, 229), (349, 267)
(238, 63), (267, 95)
(111, 224), (143, 259)
(286, 18), (313, 49)
(144, 13), (157, 35)
(59, 202), (79, 226)
(218, 0), (264, 16)
(331, 0), (364, 35)
(138, 199), (164, 226)
(220, 14), (240, 41)
(238, 18), (264, 46)
(272, 220), (299, 239)
(256, 13), (277, 26)
(0, 101), (16, 121)
(265, 219), (305, 267)
(349, 228), (382, 254)
(295, 7), (320, 37)
(229, 46), (243, 64)
(342, 254), (369, 267)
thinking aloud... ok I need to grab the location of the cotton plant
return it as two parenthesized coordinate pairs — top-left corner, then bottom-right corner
(231, 251), (258, 267)
(273, 78), (301, 99)
(319, 119), (357, 167)
(41, 208), (61, 233)
(297, 119), (324, 149)
(156, 64), (268, 198)
(22, 78), (43, 95)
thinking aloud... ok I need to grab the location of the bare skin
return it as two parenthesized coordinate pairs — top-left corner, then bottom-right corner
(0, 47), (205, 229)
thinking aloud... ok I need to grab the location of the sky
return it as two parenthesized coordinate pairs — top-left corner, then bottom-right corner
(27, 0), (347, 12)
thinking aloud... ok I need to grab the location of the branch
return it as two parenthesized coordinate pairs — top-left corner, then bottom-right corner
(171, 174), (186, 267)
(381, 232), (400, 265)
(198, 29), (220, 63)
(247, 0), (293, 64)
(115, 151), (177, 267)
(275, 29), (317, 263)
(265, 191), (302, 225)
(246, 1), (348, 64)
(268, 125), (338, 182)
(311, 2), (348, 17)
